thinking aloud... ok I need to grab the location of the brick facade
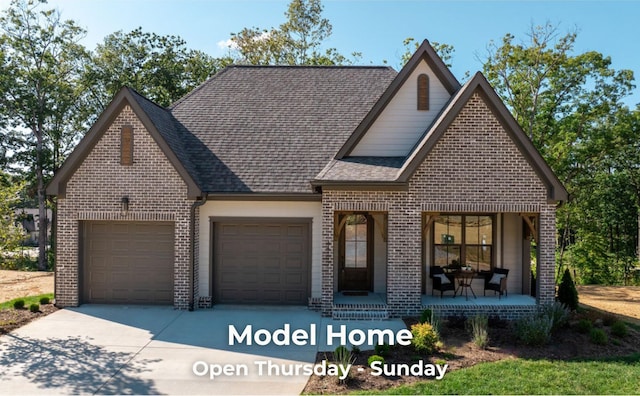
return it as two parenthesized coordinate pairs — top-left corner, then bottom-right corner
(55, 105), (194, 309)
(322, 91), (558, 317)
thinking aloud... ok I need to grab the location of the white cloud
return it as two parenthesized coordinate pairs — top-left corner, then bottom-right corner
(217, 38), (237, 50)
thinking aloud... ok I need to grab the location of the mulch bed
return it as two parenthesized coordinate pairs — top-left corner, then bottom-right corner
(0, 304), (58, 335)
(303, 310), (640, 394)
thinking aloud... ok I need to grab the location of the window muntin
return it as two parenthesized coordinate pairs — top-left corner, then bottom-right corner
(344, 214), (368, 269)
(433, 215), (493, 272)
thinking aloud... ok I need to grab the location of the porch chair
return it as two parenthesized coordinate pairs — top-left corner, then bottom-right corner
(429, 266), (456, 298)
(483, 268), (509, 299)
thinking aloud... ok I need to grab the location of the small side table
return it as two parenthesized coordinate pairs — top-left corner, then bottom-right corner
(454, 270), (477, 301)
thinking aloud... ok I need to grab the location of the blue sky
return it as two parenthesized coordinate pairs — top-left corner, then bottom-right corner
(1, 0), (639, 107)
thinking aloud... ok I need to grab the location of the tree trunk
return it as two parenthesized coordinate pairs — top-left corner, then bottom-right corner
(36, 127), (47, 271)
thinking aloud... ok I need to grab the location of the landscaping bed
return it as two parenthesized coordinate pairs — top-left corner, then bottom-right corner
(303, 309), (640, 394)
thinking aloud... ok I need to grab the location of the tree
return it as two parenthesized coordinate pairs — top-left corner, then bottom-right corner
(400, 37), (455, 67)
(0, 0), (88, 270)
(0, 176), (24, 255)
(482, 23), (637, 285)
(83, 27), (231, 112)
(229, 0), (359, 65)
(557, 268), (578, 310)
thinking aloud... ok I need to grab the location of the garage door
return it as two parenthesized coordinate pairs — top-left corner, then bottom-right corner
(82, 221), (174, 304)
(213, 219), (310, 305)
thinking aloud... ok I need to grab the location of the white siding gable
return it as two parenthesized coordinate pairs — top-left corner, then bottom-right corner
(350, 60), (452, 157)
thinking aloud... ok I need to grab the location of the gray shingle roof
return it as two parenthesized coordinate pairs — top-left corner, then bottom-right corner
(168, 66), (397, 193)
(316, 157), (405, 182)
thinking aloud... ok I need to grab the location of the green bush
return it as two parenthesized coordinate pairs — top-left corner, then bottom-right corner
(374, 342), (391, 357)
(557, 268), (579, 311)
(420, 309), (432, 324)
(541, 302), (570, 331)
(515, 313), (553, 346)
(611, 321), (628, 338)
(29, 303), (40, 313)
(411, 322), (439, 354)
(13, 299), (25, 309)
(576, 319), (593, 334)
(367, 354), (385, 367)
(39, 296), (50, 305)
(589, 328), (608, 345)
(350, 345), (360, 354)
(468, 315), (489, 349)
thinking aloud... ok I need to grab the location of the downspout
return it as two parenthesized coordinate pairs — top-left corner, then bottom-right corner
(189, 194), (208, 311)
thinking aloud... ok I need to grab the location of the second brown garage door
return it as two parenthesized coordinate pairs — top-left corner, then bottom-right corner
(82, 221), (174, 304)
(213, 219), (310, 305)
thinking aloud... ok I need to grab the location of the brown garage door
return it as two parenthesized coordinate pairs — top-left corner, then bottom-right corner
(213, 219), (310, 305)
(82, 221), (174, 304)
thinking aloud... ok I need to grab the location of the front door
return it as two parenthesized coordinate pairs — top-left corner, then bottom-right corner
(339, 213), (372, 291)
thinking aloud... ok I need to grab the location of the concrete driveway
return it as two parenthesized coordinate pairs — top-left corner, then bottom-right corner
(0, 305), (407, 395)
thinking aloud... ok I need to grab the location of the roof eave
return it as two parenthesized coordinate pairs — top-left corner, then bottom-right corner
(311, 180), (408, 191)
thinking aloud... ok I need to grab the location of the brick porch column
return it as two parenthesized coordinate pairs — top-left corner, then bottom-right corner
(321, 199), (334, 316)
(386, 209), (422, 317)
(537, 206), (557, 305)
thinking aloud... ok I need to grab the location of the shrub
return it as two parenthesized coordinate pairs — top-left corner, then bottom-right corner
(411, 322), (439, 354)
(576, 319), (593, 334)
(611, 321), (628, 338)
(590, 328), (608, 345)
(557, 268), (579, 311)
(515, 313), (553, 346)
(350, 345), (360, 354)
(488, 314), (509, 329)
(29, 303), (40, 313)
(39, 296), (50, 305)
(419, 309), (432, 324)
(13, 300), (25, 309)
(468, 315), (489, 349)
(541, 302), (570, 331)
(374, 343), (391, 357)
(333, 346), (355, 383)
(367, 354), (385, 367)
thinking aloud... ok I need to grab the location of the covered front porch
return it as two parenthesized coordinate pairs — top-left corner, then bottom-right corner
(324, 208), (550, 319)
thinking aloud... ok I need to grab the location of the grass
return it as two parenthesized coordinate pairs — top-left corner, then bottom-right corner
(356, 354), (640, 395)
(0, 294), (53, 310)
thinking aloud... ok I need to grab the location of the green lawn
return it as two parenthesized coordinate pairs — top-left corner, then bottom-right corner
(357, 354), (640, 395)
(0, 293), (54, 309)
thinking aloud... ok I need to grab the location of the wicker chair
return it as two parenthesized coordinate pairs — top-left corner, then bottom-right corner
(430, 266), (456, 298)
(483, 268), (509, 299)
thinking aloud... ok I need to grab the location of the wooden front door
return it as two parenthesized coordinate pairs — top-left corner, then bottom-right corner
(339, 214), (372, 291)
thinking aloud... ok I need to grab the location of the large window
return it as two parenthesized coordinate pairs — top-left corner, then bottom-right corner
(434, 215), (493, 272)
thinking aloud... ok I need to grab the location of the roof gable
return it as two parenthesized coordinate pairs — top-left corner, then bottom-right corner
(398, 72), (568, 202)
(335, 40), (461, 159)
(46, 87), (202, 198)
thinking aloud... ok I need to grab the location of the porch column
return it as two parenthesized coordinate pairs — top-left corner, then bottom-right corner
(537, 206), (556, 305)
(320, 199), (334, 316)
(386, 209), (422, 317)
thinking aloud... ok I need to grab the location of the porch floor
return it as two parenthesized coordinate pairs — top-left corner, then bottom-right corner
(422, 294), (536, 307)
(333, 292), (386, 305)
